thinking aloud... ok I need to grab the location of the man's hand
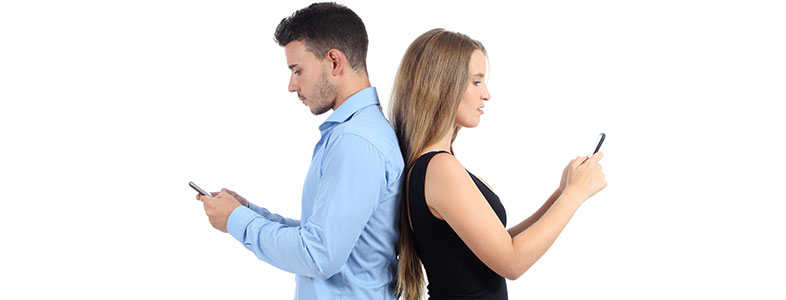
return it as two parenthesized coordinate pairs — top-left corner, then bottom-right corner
(222, 188), (249, 207)
(199, 188), (242, 233)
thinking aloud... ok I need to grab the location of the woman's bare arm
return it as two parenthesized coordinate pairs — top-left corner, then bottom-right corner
(425, 153), (606, 280)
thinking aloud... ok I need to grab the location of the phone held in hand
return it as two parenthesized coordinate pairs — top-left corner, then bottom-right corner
(590, 133), (606, 157)
(189, 181), (211, 198)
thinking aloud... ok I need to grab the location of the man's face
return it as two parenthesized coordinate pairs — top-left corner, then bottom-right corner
(284, 40), (336, 116)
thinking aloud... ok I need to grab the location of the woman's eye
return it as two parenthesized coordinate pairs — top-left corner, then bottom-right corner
(473, 81), (482, 86)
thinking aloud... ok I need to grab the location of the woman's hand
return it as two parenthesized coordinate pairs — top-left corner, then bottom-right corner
(558, 159), (570, 193)
(564, 152), (607, 203)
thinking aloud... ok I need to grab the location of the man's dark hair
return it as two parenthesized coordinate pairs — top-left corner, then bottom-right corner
(275, 2), (368, 73)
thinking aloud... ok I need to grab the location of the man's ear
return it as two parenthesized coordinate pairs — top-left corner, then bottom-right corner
(326, 49), (344, 76)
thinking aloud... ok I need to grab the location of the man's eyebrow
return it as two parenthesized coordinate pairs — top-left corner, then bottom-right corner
(288, 64), (298, 70)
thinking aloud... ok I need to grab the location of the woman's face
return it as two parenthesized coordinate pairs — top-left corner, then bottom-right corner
(455, 49), (490, 128)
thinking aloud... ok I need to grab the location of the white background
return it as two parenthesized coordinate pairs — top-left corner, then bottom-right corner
(1, 0), (784, 299)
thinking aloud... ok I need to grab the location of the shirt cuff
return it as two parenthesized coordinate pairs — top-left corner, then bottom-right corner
(227, 205), (257, 243)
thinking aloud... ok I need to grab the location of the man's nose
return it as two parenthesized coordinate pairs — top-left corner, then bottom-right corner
(288, 75), (298, 93)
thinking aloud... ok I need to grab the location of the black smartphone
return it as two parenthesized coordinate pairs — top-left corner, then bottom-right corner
(189, 181), (212, 198)
(590, 133), (606, 156)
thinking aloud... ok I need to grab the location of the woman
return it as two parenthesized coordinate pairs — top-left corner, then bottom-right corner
(390, 29), (607, 300)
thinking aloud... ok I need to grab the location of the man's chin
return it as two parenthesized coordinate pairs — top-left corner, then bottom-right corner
(310, 105), (331, 116)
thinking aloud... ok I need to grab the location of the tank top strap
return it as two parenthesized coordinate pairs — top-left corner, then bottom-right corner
(407, 151), (451, 230)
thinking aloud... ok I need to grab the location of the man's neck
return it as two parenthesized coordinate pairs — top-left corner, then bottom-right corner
(333, 74), (371, 110)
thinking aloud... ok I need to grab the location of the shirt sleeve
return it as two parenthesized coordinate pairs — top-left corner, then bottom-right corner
(226, 133), (386, 279)
(246, 202), (300, 227)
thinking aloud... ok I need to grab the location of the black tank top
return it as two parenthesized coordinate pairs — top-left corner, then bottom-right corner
(408, 151), (508, 300)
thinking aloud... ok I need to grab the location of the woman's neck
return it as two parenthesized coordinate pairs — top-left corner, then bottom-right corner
(421, 127), (455, 155)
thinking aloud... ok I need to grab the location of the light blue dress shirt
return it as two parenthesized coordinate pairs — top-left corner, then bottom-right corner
(227, 87), (404, 299)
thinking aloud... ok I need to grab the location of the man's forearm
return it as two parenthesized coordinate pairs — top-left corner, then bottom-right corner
(248, 202), (300, 226)
(227, 206), (333, 278)
(227, 203), (372, 280)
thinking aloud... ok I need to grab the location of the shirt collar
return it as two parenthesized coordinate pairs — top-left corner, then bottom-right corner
(322, 87), (379, 127)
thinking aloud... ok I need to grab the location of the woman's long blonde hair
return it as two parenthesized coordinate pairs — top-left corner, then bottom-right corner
(390, 28), (486, 300)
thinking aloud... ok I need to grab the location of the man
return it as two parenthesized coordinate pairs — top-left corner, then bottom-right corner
(197, 2), (404, 299)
